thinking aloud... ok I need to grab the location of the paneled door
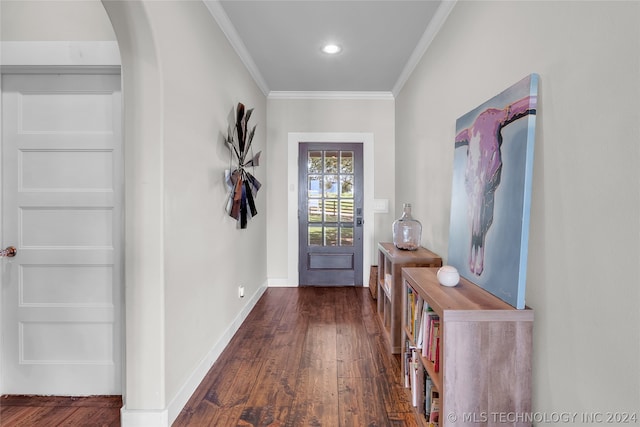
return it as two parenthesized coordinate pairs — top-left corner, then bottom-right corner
(1, 74), (123, 395)
(298, 143), (363, 286)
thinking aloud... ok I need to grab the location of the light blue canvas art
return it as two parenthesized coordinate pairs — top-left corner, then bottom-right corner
(448, 74), (539, 309)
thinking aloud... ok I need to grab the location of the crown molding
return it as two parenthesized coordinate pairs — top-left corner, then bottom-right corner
(268, 91), (394, 101)
(392, 0), (457, 97)
(203, 0), (270, 96)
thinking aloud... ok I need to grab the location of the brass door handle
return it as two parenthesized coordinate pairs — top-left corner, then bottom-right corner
(1, 246), (16, 257)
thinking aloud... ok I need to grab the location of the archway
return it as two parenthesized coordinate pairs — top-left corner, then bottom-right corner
(102, 1), (167, 424)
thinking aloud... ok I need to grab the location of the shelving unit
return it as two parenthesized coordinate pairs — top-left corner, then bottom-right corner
(401, 267), (534, 426)
(376, 242), (442, 354)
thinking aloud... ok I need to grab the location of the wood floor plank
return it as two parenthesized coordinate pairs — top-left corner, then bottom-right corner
(56, 407), (120, 427)
(239, 291), (308, 427)
(172, 400), (219, 427)
(338, 377), (388, 426)
(288, 358), (339, 427)
(2, 406), (75, 426)
(387, 411), (425, 426)
(0, 405), (32, 426)
(336, 288), (378, 379)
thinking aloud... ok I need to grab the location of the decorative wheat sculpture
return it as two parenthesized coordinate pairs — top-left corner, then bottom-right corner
(225, 103), (261, 229)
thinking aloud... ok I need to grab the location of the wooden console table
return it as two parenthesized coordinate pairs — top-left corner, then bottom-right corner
(376, 242), (441, 353)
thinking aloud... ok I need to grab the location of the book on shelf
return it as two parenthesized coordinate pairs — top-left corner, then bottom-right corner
(423, 371), (439, 426)
(434, 335), (440, 372)
(407, 285), (432, 342)
(428, 390), (440, 427)
(410, 348), (424, 408)
(406, 287), (413, 335)
(421, 312), (439, 364)
(413, 296), (424, 340)
(415, 301), (429, 348)
(427, 319), (440, 364)
(404, 341), (411, 388)
(384, 273), (392, 294)
(424, 375), (433, 419)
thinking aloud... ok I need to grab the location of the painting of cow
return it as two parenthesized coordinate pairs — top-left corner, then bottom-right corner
(448, 74), (539, 309)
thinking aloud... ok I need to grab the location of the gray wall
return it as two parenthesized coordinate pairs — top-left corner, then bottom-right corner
(396, 0), (640, 417)
(266, 97), (396, 284)
(1, 0), (116, 41)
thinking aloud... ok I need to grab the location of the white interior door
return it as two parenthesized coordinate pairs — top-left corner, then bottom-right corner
(1, 73), (123, 395)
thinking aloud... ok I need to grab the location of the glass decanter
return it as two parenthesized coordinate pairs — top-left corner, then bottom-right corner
(392, 203), (422, 250)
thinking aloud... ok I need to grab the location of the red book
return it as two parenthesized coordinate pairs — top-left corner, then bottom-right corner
(434, 336), (440, 372)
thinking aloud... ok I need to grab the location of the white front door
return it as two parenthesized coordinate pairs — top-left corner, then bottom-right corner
(0, 73), (123, 395)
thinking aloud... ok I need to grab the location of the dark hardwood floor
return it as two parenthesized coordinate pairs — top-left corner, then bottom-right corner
(1, 287), (420, 426)
(174, 287), (419, 426)
(0, 395), (121, 426)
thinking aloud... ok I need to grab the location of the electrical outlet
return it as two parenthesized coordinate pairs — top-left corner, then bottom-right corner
(238, 286), (245, 298)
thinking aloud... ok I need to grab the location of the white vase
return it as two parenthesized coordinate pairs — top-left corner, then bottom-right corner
(437, 265), (460, 287)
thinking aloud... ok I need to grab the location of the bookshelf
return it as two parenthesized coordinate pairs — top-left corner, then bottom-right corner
(402, 267), (534, 426)
(376, 243), (442, 354)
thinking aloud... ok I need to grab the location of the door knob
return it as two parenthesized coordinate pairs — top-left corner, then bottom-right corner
(1, 246), (16, 257)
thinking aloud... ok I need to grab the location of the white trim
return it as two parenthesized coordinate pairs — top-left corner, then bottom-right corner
(120, 408), (169, 427)
(287, 132), (374, 287)
(268, 278), (296, 288)
(392, 0), (457, 96)
(269, 91), (394, 101)
(164, 282), (268, 425)
(0, 41), (121, 68)
(203, 0), (270, 96)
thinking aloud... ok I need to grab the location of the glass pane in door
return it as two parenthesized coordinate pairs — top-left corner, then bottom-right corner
(305, 149), (355, 248)
(298, 142), (363, 286)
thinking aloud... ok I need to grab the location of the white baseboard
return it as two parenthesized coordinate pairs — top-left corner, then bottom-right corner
(165, 282), (268, 425)
(267, 278), (297, 287)
(120, 407), (168, 427)
(268, 278), (371, 287)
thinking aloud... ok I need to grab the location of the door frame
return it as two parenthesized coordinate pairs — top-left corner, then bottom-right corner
(0, 41), (124, 395)
(287, 132), (374, 287)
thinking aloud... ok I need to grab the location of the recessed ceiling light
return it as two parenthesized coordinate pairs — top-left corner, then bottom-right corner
(321, 44), (342, 55)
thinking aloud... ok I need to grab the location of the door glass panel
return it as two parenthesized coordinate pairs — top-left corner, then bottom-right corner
(324, 199), (338, 222)
(324, 226), (338, 246)
(324, 175), (338, 198)
(308, 151), (323, 173)
(340, 175), (353, 198)
(309, 225), (322, 246)
(339, 199), (353, 223)
(325, 151), (338, 173)
(305, 149), (357, 248)
(308, 199), (322, 222)
(340, 225), (354, 246)
(308, 175), (322, 198)
(340, 151), (353, 173)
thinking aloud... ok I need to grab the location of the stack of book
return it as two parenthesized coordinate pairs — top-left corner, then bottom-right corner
(404, 342), (440, 427)
(407, 293), (440, 373)
(405, 285), (441, 426)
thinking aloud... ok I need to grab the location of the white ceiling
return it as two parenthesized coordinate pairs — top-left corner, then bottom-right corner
(205, 1), (456, 96)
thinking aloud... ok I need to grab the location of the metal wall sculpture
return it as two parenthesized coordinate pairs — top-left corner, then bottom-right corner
(225, 103), (261, 229)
